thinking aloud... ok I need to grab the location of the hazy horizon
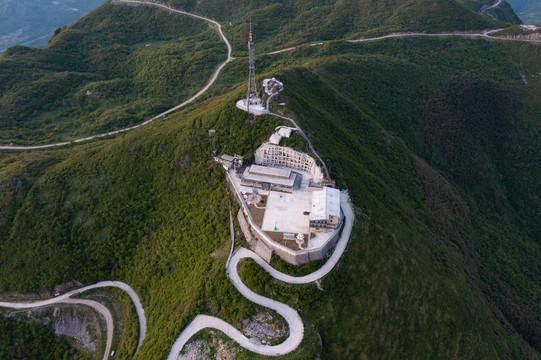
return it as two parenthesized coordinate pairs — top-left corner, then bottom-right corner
(0, 0), (106, 53)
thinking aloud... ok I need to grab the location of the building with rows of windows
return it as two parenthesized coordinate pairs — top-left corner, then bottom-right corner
(254, 143), (324, 182)
(309, 187), (342, 232)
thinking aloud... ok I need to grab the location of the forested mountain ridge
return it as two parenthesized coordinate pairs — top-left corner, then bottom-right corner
(0, 0), (517, 146)
(0, 3), (225, 144)
(0, 0), (540, 359)
(165, 0), (515, 51)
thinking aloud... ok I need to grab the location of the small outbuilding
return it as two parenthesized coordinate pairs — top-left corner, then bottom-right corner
(278, 127), (292, 138)
(269, 133), (283, 145)
(214, 154), (244, 170)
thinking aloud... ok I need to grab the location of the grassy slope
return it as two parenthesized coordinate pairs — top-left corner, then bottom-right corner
(470, 0), (523, 24)
(0, 0), (510, 145)
(166, 0), (508, 53)
(211, 34), (541, 358)
(0, 315), (90, 359)
(0, 2), (225, 144)
(2, 37), (541, 358)
(276, 47), (540, 357)
(493, 1), (524, 24)
(1, 1), (540, 359)
(0, 86), (290, 358)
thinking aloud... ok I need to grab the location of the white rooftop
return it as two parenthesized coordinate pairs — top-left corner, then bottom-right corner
(249, 165), (291, 179)
(220, 154), (235, 162)
(269, 133), (282, 145)
(242, 165), (296, 187)
(236, 98), (268, 115)
(277, 127), (292, 138)
(261, 191), (312, 234)
(228, 167), (344, 251)
(310, 187), (341, 220)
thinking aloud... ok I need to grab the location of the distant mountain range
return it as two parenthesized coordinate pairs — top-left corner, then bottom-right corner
(507, 0), (541, 23)
(0, 0), (105, 53)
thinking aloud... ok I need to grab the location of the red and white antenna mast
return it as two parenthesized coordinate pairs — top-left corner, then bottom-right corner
(246, 20), (257, 160)
(246, 20), (257, 105)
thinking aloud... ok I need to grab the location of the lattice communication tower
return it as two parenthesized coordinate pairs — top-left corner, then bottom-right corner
(246, 22), (257, 160)
(246, 22), (259, 112)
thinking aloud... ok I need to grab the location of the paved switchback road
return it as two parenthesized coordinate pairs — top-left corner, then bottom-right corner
(233, 193), (354, 285)
(0, 297), (113, 360)
(479, 0), (505, 18)
(167, 191), (354, 358)
(0, 281), (146, 360)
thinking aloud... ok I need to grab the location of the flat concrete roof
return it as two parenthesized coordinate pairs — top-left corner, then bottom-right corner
(310, 187), (341, 220)
(249, 165), (291, 179)
(277, 127), (292, 138)
(242, 166), (296, 187)
(228, 167), (343, 251)
(220, 154), (235, 162)
(261, 190), (312, 234)
(269, 133), (282, 144)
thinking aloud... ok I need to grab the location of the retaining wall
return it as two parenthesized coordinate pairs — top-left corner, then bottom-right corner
(226, 170), (341, 265)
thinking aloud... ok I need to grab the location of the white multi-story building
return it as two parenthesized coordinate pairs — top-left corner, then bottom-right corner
(309, 187), (342, 232)
(254, 143), (324, 182)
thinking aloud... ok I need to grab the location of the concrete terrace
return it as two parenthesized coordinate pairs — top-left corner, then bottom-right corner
(228, 167), (338, 252)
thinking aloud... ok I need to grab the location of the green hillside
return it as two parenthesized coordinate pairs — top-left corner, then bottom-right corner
(168, 0), (509, 53)
(0, 316), (89, 359)
(0, 0), (540, 359)
(0, 0), (513, 146)
(0, 2), (225, 145)
(456, 0), (522, 23)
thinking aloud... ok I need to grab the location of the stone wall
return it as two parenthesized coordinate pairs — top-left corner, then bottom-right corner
(237, 209), (254, 245)
(226, 170), (340, 266)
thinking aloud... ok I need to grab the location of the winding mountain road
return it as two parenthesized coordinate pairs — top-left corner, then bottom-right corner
(265, 29), (541, 56)
(347, 29), (504, 43)
(1, 1), (539, 151)
(479, 0), (505, 18)
(168, 191), (354, 359)
(0, 0), (234, 151)
(0, 281), (146, 360)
